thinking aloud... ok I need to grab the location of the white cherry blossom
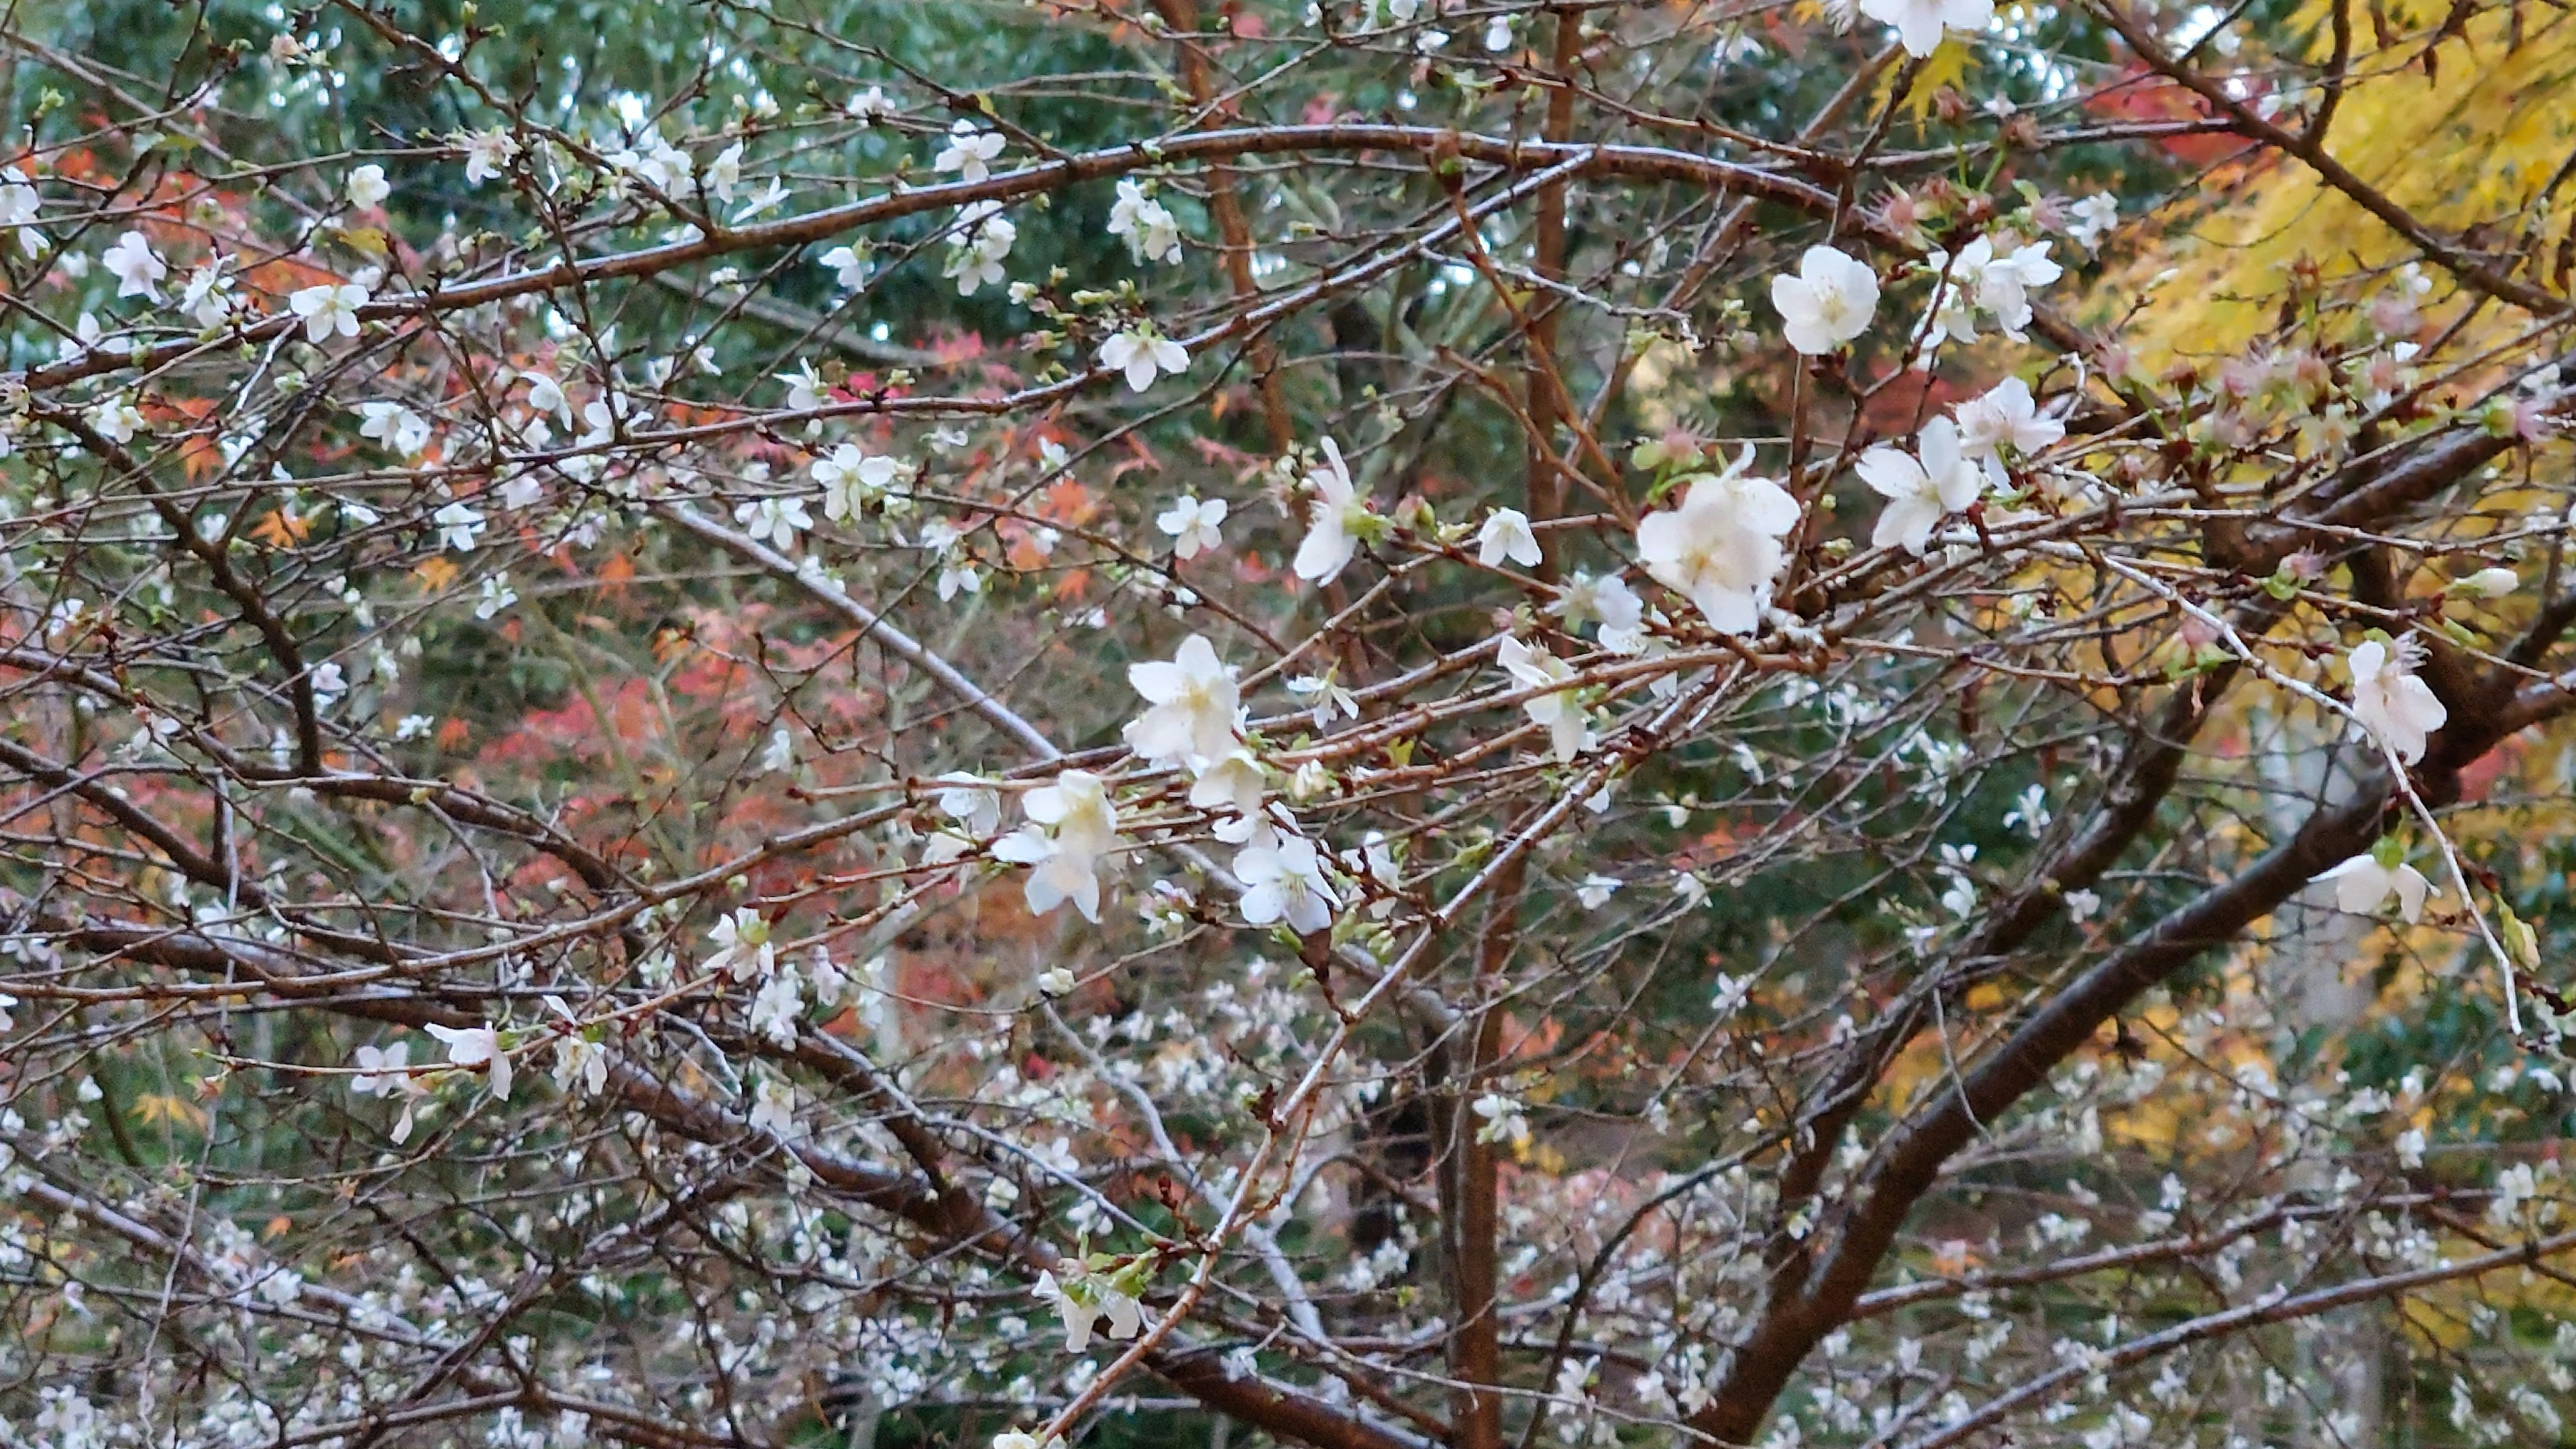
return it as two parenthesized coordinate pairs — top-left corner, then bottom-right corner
(1125, 634), (1241, 767)
(0, 167), (44, 254)
(2316, 847), (2437, 923)
(1293, 437), (1377, 584)
(736, 494), (814, 547)
(289, 280), (369, 343)
(432, 500), (486, 551)
(814, 443), (902, 519)
(1860, 0), (1994, 58)
(943, 202), (1016, 295)
(934, 121), (1006, 182)
(1478, 506), (1543, 568)
(991, 771), (1121, 922)
(1236, 835), (1340, 934)
(1951, 376), (2064, 473)
(1035, 1260), (1142, 1354)
(1108, 178), (1183, 264)
(708, 908), (775, 982)
(345, 164), (390, 209)
(2347, 637), (2447, 764)
(819, 244), (869, 288)
(1857, 416), (1983, 555)
(1769, 245), (1880, 355)
(934, 771), (1004, 837)
(1098, 324), (1189, 392)
(358, 400), (431, 456)
(425, 1021), (511, 1100)
(103, 230), (166, 301)
(1635, 447), (1801, 634)
(2066, 192), (2118, 250)
(1157, 495), (1228, 559)
(1498, 636), (1589, 762)
(460, 127), (519, 186)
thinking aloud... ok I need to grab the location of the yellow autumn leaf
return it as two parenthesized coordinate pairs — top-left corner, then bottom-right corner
(132, 1091), (209, 1132)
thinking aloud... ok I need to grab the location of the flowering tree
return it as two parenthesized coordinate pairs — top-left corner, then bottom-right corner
(7, 2), (2576, 1448)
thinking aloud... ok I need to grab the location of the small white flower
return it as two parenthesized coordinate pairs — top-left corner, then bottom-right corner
(1635, 447), (1801, 635)
(1108, 178), (1183, 264)
(289, 280), (370, 343)
(460, 127), (520, 186)
(425, 1021), (511, 1100)
(1860, 0), (1996, 58)
(1857, 416), (1983, 555)
(474, 575), (518, 620)
(846, 85), (893, 125)
(1951, 376), (2063, 472)
(1157, 495), (1228, 559)
(2063, 887), (2101, 921)
(432, 500), (486, 552)
(1293, 437), (1376, 584)
(1497, 636), (1590, 763)
(708, 908), (775, 982)
(85, 396), (146, 444)
(2346, 637), (2447, 765)
(1098, 324), (1189, 392)
(933, 121), (1006, 182)
(357, 400), (431, 457)
(345, 164), (391, 209)
(702, 142), (744, 202)
(1477, 506), (1543, 568)
(0, 166), (44, 255)
(735, 494), (815, 547)
(943, 201), (1016, 295)
(2065, 193), (2118, 250)
(1236, 835), (1340, 934)
(813, 443), (903, 520)
(1286, 671), (1360, 728)
(990, 771), (1122, 922)
(1035, 1262), (1142, 1355)
(103, 230), (167, 301)
(1575, 873), (1622, 909)
(1125, 634), (1241, 767)
(1769, 245), (1879, 355)
(819, 244), (869, 288)
(934, 771), (1004, 836)
(2315, 847), (2437, 923)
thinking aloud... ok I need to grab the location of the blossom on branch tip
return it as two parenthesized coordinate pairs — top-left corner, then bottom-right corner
(460, 127), (519, 186)
(1108, 178), (1182, 264)
(814, 443), (902, 520)
(1951, 376), (2063, 472)
(345, 164), (390, 209)
(1034, 1260), (1142, 1354)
